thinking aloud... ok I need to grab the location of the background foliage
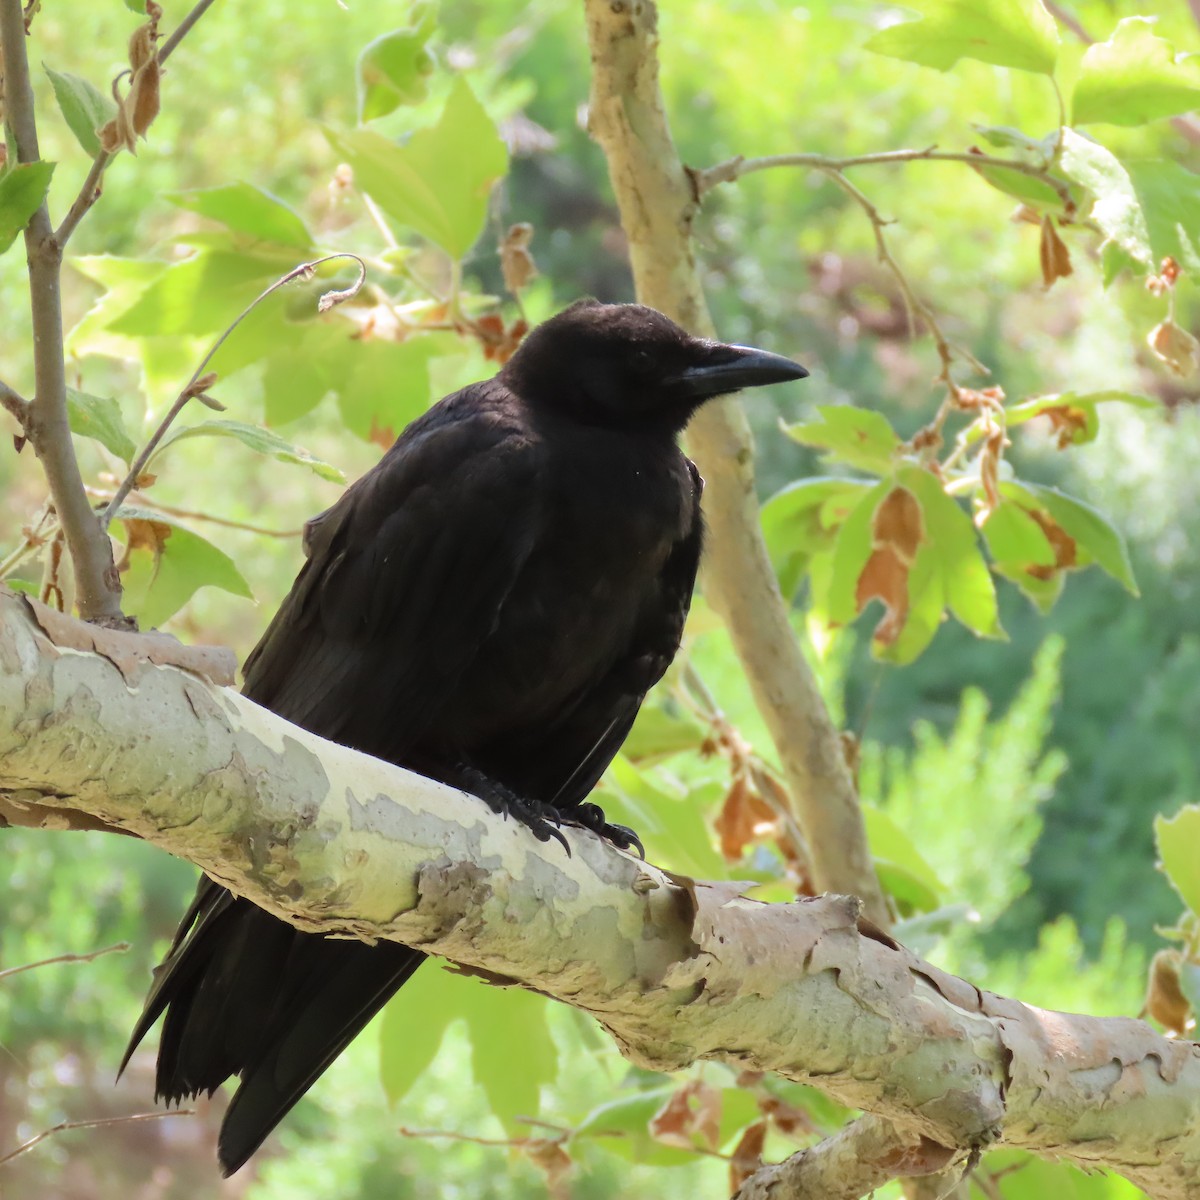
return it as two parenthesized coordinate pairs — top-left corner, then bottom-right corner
(3, 0), (1200, 1197)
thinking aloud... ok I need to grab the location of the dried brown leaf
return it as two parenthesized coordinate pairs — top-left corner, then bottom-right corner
(1148, 319), (1200, 378)
(855, 545), (908, 647)
(871, 486), (923, 564)
(1146, 950), (1192, 1036)
(649, 1080), (722, 1152)
(500, 222), (537, 295)
(714, 775), (777, 862)
(1039, 215), (1073, 289)
(728, 1120), (767, 1194)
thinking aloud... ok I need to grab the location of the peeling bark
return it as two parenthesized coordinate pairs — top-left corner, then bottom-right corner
(1, 590), (1198, 1197)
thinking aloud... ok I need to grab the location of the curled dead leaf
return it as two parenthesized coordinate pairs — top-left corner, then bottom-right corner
(728, 1119), (767, 1194)
(523, 1138), (573, 1193)
(759, 1093), (815, 1138)
(1147, 319), (1199, 378)
(500, 222), (538, 295)
(1039, 215), (1072, 289)
(649, 1080), (722, 1152)
(714, 773), (778, 862)
(1146, 949), (1192, 1036)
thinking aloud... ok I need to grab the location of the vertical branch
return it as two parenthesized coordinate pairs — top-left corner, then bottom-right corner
(582, 0), (887, 922)
(0, 0), (127, 623)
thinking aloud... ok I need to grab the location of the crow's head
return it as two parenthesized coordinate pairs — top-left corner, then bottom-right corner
(502, 300), (808, 434)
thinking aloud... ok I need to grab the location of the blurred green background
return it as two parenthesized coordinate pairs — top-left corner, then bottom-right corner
(1, 0), (1196, 1197)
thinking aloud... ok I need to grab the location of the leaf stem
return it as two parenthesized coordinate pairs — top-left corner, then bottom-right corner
(101, 254), (366, 529)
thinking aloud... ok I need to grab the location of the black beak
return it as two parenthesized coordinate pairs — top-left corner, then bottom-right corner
(672, 343), (809, 400)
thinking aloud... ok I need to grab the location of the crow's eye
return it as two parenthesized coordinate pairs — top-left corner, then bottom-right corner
(631, 348), (654, 372)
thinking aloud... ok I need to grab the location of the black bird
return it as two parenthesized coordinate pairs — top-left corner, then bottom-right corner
(121, 299), (807, 1175)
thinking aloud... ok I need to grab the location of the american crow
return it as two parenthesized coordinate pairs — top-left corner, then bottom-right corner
(121, 299), (807, 1174)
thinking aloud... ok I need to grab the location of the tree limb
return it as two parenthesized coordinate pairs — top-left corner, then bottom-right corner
(1, 589), (1198, 1199)
(581, 0), (887, 925)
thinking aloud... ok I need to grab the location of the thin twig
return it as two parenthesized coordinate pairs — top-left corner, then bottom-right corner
(100, 253), (366, 528)
(696, 146), (1075, 212)
(55, 0), (220, 246)
(0, 378), (30, 426)
(0, 941), (129, 982)
(0, 1110), (193, 1167)
(86, 488), (302, 538)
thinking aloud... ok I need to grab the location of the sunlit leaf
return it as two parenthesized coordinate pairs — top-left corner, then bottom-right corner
(1004, 389), (1158, 446)
(167, 183), (313, 250)
(980, 500), (1056, 569)
(782, 406), (901, 473)
(45, 66), (116, 157)
(1073, 18), (1200, 128)
(1154, 807), (1200, 916)
(326, 77), (508, 257)
(825, 481), (890, 625)
(573, 1086), (696, 1167)
(115, 506), (253, 628)
(106, 250), (296, 337)
(338, 339), (438, 443)
(0, 161), (54, 255)
(155, 419), (344, 482)
(379, 963), (459, 1105)
(863, 805), (942, 914)
(864, 0), (1058, 76)
(969, 125), (1069, 209)
(1125, 160), (1200, 273)
(900, 466), (1002, 640)
(357, 5), (438, 122)
(66, 388), (137, 463)
(1021, 484), (1138, 595)
(1059, 130), (1152, 267)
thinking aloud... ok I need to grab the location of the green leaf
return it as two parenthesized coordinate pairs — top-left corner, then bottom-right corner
(572, 1086), (696, 1167)
(1059, 130), (1152, 267)
(66, 388), (137, 463)
(464, 980), (557, 1134)
(1022, 483), (1139, 594)
(1073, 18), (1200, 128)
(379, 963), (556, 1134)
(379, 965), (459, 1105)
(357, 5), (438, 122)
(782, 406), (901, 473)
(115, 506), (253, 628)
(0, 161), (54, 255)
(338, 338), (438, 442)
(900, 466), (1003, 640)
(44, 66), (116, 157)
(970, 125), (1069, 210)
(107, 250), (296, 337)
(623, 704), (707, 764)
(760, 477), (870, 599)
(864, 0), (1058, 75)
(155, 419), (344, 482)
(1156, 808), (1200, 918)
(167, 183), (312, 250)
(1125, 160), (1200, 273)
(1004, 389), (1158, 445)
(325, 77), (508, 257)
(824, 481), (890, 625)
(864, 806), (942, 914)
(993, 560), (1064, 613)
(980, 500), (1056, 569)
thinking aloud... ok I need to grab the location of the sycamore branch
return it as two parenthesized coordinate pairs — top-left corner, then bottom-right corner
(1, 588), (1198, 1200)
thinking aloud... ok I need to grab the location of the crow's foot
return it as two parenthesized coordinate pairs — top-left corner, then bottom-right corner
(568, 802), (645, 858)
(458, 767), (571, 855)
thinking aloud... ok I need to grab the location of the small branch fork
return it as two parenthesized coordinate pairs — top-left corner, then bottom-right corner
(0, 0), (220, 625)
